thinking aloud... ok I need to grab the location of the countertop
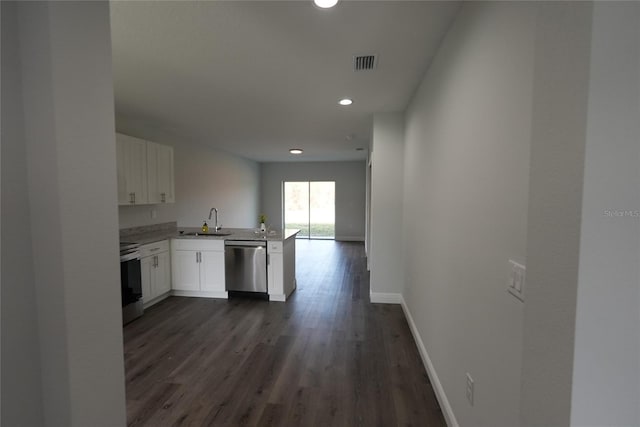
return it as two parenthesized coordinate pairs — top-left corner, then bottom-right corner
(121, 227), (300, 246)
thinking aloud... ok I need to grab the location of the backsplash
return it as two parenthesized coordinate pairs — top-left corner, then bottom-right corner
(118, 204), (178, 230)
(119, 221), (177, 239)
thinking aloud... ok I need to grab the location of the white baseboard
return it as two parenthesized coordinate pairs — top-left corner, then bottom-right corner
(143, 292), (170, 309)
(269, 294), (286, 302)
(335, 235), (365, 242)
(369, 292), (402, 304)
(171, 290), (228, 299)
(400, 296), (459, 427)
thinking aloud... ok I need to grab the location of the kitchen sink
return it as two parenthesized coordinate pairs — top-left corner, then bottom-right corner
(182, 231), (232, 237)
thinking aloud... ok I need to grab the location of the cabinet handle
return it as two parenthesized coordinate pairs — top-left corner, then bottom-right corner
(161, 192), (166, 203)
(196, 252), (200, 263)
(129, 192), (135, 204)
(154, 255), (158, 268)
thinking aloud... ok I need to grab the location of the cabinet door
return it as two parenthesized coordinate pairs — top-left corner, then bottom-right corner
(140, 256), (154, 304)
(127, 137), (148, 204)
(200, 250), (225, 292)
(147, 142), (174, 204)
(268, 252), (284, 295)
(116, 137), (129, 204)
(154, 251), (172, 296)
(146, 142), (160, 204)
(172, 250), (200, 291)
(156, 143), (174, 203)
(116, 133), (148, 205)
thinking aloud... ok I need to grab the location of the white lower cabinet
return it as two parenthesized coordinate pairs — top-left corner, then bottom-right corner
(200, 250), (226, 292)
(267, 238), (296, 302)
(171, 239), (227, 298)
(172, 250), (201, 291)
(140, 240), (171, 307)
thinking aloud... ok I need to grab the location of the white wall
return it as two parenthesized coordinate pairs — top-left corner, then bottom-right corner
(369, 113), (405, 299)
(520, 3), (593, 425)
(1, 2), (44, 424)
(571, 3), (640, 425)
(117, 138), (260, 230)
(401, 3), (534, 426)
(260, 161), (366, 240)
(6, 1), (127, 425)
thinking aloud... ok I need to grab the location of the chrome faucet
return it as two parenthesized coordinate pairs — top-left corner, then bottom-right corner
(208, 207), (221, 231)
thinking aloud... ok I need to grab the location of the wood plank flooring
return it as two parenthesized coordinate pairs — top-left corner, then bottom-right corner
(124, 240), (445, 427)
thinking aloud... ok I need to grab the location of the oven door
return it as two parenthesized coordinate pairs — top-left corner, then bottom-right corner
(120, 252), (142, 307)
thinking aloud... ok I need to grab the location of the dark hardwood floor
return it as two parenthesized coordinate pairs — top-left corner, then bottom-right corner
(123, 240), (445, 427)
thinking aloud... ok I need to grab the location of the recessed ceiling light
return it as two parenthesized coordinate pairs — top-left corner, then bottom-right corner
(313, 0), (338, 9)
(289, 148), (303, 154)
(339, 98), (353, 106)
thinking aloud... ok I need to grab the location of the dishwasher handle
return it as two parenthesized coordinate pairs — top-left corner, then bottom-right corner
(224, 240), (267, 248)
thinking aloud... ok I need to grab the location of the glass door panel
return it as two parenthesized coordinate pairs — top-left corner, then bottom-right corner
(284, 181), (335, 240)
(284, 181), (309, 238)
(309, 182), (335, 239)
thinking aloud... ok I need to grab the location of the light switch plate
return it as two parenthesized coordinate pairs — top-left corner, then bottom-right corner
(466, 373), (474, 405)
(507, 260), (525, 302)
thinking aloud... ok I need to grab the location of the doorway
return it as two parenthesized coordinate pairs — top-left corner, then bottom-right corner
(284, 181), (335, 239)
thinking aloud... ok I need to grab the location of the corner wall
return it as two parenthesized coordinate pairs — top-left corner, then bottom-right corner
(173, 142), (260, 228)
(570, 3), (640, 425)
(369, 113), (405, 300)
(401, 3), (534, 426)
(6, 2), (127, 424)
(520, 3), (593, 425)
(1, 2), (44, 424)
(116, 137), (260, 230)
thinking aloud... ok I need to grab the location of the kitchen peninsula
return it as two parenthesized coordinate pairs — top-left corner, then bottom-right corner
(120, 222), (299, 307)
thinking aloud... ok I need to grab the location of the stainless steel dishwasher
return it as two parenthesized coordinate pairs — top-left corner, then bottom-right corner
(224, 240), (267, 293)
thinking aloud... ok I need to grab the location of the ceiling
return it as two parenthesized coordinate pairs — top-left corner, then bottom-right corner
(110, 1), (460, 162)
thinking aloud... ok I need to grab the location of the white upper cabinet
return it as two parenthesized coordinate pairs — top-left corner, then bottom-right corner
(147, 141), (175, 204)
(116, 133), (175, 206)
(116, 133), (148, 205)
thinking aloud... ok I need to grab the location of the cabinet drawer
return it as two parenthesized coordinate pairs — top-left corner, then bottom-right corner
(171, 238), (224, 252)
(268, 241), (283, 253)
(140, 239), (170, 258)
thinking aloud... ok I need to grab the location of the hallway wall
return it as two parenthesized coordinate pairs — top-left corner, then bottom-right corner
(401, 3), (534, 426)
(1, 2), (127, 425)
(569, 3), (640, 425)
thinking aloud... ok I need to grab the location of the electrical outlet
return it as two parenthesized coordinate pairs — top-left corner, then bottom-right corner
(466, 373), (474, 406)
(507, 260), (525, 302)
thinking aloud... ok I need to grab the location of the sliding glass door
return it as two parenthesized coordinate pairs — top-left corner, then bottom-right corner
(284, 181), (335, 239)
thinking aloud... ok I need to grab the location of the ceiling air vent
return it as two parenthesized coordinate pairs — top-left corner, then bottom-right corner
(353, 54), (377, 71)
